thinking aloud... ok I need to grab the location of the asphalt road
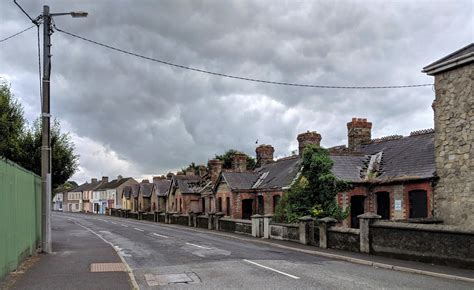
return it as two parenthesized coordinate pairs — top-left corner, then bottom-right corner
(59, 212), (472, 289)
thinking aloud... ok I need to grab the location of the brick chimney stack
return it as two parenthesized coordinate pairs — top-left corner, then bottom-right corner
(198, 165), (207, 177)
(297, 131), (322, 157)
(185, 167), (195, 176)
(91, 178), (97, 184)
(101, 176), (109, 183)
(256, 144), (274, 167)
(347, 118), (372, 150)
(166, 172), (174, 180)
(232, 152), (248, 172)
(153, 175), (165, 183)
(208, 159), (223, 185)
(117, 175), (123, 181)
(141, 179), (150, 183)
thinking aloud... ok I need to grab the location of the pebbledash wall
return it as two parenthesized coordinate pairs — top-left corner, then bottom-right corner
(0, 158), (41, 280)
(424, 45), (474, 229)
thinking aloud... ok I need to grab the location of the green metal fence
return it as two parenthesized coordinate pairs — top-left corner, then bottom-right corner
(0, 158), (41, 281)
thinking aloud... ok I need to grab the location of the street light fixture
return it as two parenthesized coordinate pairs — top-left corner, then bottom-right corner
(40, 5), (87, 254)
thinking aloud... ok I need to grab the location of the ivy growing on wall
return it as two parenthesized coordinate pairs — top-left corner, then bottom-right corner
(275, 145), (350, 223)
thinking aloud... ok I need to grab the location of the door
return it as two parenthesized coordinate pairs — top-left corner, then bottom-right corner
(376, 192), (390, 220)
(350, 195), (365, 228)
(242, 199), (253, 219)
(409, 190), (428, 218)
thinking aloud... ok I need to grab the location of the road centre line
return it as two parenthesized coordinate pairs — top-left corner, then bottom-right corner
(185, 242), (212, 250)
(243, 259), (300, 280)
(134, 227), (144, 232)
(121, 224), (128, 227)
(152, 233), (169, 238)
(111, 221), (117, 224)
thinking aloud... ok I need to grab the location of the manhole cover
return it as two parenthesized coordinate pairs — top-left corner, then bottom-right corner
(90, 263), (126, 272)
(145, 272), (200, 286)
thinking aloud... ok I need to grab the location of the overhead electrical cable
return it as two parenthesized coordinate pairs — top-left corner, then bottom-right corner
(54, 25), (433, 90)
(0, 25), (35, 43)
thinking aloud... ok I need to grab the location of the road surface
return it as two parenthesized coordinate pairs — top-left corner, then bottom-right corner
(57, 212), (472, 289)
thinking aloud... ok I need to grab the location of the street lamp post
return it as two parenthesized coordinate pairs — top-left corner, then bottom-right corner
(40, 5), (87, 254)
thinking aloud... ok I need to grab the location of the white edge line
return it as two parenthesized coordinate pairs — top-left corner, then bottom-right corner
(243, 259), (300, 279)
(134, 228), (144, 232)
(185, 242), (212, 250)
(71, 221), (139, 290)
(152, 233), (169, 238)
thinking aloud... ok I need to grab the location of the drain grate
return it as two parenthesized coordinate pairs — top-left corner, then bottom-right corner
(90, 263), (126, 272)
(145, 272), (200, 286)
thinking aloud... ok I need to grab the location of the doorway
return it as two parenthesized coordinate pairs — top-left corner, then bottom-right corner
(376, 192), (390, 220)
(409, 190), (428, 218)
(242, 199), (253, 219)
(350, 195), (365, 228)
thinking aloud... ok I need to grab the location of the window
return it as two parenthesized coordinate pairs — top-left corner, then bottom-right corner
(209, 197), (213, 212)
(409, 190), (428, 218)
(257, 195), (264, 215)
(226, 197), (231, 216)
(218, 197), (222, 212)
(273, 195), (281, 213)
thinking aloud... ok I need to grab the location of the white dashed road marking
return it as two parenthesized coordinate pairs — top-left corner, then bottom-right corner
(121, 224), (128, 227)
(243, 259), (300, 279)
(134, 228), (144, 232)
(152, 233), (169, 238)
(186, 242), (212, 250)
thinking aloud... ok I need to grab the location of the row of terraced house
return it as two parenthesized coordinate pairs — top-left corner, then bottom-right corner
(54, 44), (474, 229)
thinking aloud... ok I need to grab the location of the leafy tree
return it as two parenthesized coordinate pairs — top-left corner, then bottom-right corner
(214, 149), (256, 170)
(275, 145), (350, 223)
(18, 119), (79, 189)
(0, 80), (79, 190)
(0, 81), (25, 160)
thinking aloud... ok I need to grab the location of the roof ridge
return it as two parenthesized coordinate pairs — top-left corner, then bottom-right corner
(410, 128), (434, 136)
(369, 134), (404, 144)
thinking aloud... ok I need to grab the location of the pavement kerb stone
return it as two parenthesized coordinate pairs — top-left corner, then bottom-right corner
(69, 219), (139, 290)
(94, 214), (474, 284)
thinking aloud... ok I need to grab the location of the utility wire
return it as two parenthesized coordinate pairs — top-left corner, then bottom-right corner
(13, 0), (34, 22)
(54, 26), (433, 90)
(0, 25), (35, 43)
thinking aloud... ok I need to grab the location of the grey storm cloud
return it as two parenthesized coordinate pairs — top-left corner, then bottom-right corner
(1, 0), (472, 182)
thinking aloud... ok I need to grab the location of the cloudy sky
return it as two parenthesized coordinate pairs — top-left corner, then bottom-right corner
(1, 0), (472, 183)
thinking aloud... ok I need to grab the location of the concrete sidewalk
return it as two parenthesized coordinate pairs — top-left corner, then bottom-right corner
(5, 215), (132, 290)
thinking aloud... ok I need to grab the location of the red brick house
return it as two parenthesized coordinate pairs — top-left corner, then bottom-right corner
(150, 175), (171, 212)
(167, 173), (202, 214)
(331, 118), (435, 228)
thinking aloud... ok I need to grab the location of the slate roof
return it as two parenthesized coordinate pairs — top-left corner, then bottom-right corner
(171, 175), (202, 194)
(254, 156), (301, 189)
(330, 155), (368, 182)
(68, 182), (90, 192)
(95, 177), (134, 190)
(154, 179), (171, 197)
(423, 43), (474, 72)
(140, 182), (154, 198)
(354, 131), (435, 182)
(219, 155), (301, 191)
(122, 185), (132, 199)
(221, 172), (258, 190)
(131, 183), (140, 198)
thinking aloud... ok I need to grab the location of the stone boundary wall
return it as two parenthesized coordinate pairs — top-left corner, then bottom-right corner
(328, 227), (360, 252)
(269, 223), (300, 242)
(371, 221), (474, 268)
(219, 218), (252, 235)
(104, 211), (473, 269)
